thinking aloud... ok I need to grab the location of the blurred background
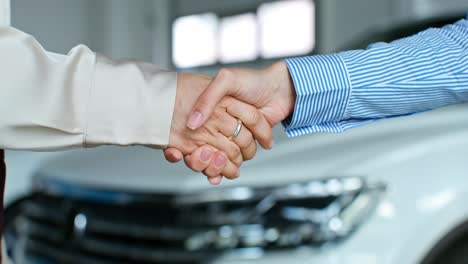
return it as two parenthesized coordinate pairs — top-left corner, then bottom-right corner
(4, 0), (468, 263)
(10, 0), (468, 69)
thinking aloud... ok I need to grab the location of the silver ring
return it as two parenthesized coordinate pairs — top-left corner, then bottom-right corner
(228, 119), (243, 140)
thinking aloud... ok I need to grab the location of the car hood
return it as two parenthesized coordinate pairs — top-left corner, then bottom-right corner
(35, 103), (468, 193)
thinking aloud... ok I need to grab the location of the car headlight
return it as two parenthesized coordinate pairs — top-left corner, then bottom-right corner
(176, 177), (386, 251)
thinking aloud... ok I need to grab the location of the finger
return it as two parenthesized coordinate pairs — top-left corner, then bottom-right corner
(187, 69), (239, 130)
(204, 151), (240, 180)
(184, 146), (236, 180)
(183, 145), (216, 172)
(164, 148), (183, 163)
(208, 111), (257, 161)
(200, 150), (227, 177)
(203, 132), (243, 167)
(240, 141), (257, 161)
(222, 97), (274, 149)
(220, 160), (241, 180)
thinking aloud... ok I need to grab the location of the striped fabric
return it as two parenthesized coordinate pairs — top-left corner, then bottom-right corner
(283, 19), (468, 137)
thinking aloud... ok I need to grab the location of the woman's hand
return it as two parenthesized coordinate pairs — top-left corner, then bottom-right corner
(167, 73), (273, 183)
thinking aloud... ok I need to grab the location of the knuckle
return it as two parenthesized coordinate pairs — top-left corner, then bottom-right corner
(227, 148), (242, 167)
(238, 140), (249, 150)
(229, 144), (241, 159)
(219, 162), (240, 180)
(191, 165), (204, 173)
(239, 132), (253, 149)
(219, 96), (233, 109)
(217, 68), (235, 82)
(244, 143), (257, 161)
(223, 170), (239, 180)
(249, 109), (261, 124)
(205, 165), (222, 177)
(193, 167), (204, 173)
(243, 152), (253, 161)
(184, 158), (203, 172)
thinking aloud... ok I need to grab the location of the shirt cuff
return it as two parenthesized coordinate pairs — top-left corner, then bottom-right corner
(85, 54), (177, 148)
(282, 54), (352, 136)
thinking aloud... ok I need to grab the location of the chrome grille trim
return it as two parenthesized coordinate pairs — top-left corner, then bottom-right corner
(7, 176), (385, 263)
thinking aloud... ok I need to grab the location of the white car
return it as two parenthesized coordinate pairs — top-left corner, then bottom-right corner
(4, 103), (468, 264)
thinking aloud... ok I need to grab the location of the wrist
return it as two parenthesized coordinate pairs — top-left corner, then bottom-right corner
(269, 61), (296, 116)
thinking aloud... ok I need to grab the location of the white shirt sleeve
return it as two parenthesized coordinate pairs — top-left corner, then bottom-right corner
(0, 26), (177, 151)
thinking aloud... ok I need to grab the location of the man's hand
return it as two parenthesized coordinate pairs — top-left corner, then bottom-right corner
(187, 61), (296, 132)
(167, 73), (273, 182)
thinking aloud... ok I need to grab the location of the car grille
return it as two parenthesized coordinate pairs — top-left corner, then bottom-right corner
(6, 176), (384, 264)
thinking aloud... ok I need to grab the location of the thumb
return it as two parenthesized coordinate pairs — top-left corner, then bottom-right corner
(187, 69), (237, 130)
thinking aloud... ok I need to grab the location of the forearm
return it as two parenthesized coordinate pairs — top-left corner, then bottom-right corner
(283, 19), (468, 136)
(0, 26), (176, 150)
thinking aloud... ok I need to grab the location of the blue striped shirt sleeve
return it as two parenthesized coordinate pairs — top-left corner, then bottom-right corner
(282, 19), (468, 137)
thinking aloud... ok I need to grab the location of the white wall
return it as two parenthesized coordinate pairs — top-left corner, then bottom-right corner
(11, 0), (158, 60)
(0, 0), (10, 26)
(91, 0), (155, 61)
(12, 0), (93, 53)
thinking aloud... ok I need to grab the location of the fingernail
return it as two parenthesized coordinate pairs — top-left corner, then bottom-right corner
(187, 111), (203, 130)
(214, 155), (227, 168)
(235, 171), (240, 178)
(200, 148), (213, 163)
(270, 140), (275, 149)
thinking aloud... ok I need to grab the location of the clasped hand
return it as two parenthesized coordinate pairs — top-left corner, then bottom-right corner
(165, 62), (295, 185)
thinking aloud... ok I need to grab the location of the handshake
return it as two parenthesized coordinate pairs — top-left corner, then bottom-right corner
(166, 61), (296, 185)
